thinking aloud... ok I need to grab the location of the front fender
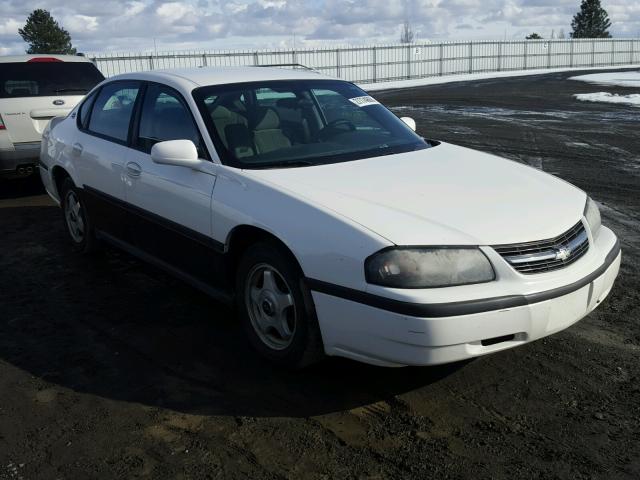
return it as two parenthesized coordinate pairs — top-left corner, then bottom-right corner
(212, 166), (392, 290)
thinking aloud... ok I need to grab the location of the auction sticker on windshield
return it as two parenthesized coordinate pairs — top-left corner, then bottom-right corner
(348, 95), (380, 107)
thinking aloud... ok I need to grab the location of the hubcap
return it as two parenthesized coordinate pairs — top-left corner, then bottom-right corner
(245, 263), (296, 350)
(64, 190), (84, 243)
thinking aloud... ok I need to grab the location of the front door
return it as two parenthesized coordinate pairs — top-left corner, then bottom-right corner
(123, 83), (221, 284)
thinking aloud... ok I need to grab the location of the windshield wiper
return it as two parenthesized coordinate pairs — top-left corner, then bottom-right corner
(250, 160), (315, 169)
(53, 87), (88, 94)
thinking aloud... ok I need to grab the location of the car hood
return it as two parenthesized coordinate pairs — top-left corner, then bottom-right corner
(247, 142), (587, 246)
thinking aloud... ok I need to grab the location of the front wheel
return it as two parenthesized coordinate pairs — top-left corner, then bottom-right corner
(60, 178), (97, 253)
(236, 241), (324, 369)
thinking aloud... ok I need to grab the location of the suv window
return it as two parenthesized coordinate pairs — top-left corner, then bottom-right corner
(0, 62), (104, 98)
(88, 82), (140, 143)
(137, 84), (204, 155)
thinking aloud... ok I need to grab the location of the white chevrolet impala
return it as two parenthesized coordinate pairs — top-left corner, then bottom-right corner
(40, 67), (621, 368)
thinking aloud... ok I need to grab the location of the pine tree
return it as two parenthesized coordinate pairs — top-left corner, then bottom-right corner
(526, 33), (543, 40)
(19, 9), (77, 54)
(570, 0), (612, 38)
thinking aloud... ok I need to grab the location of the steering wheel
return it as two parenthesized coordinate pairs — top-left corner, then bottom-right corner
(315, 119), (356, 141)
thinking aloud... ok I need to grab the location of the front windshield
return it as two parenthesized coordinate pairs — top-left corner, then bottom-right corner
(193, 79), (430, 168)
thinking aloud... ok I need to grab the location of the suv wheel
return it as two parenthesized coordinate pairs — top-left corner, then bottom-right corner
(236, 241), (324, 369)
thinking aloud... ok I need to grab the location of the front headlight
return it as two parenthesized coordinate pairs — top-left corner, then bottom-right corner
(584, 197), (601, 235)
(365, 247), (495, 288)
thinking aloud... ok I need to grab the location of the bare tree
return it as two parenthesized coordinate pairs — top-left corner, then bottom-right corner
(400, 20), (414, 44)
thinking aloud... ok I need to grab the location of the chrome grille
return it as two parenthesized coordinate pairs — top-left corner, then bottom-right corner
(493, 221), (589, 274)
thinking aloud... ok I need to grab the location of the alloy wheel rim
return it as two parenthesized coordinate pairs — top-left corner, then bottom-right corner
(64, 190), (85, 243)
(245, 263), (296, 351)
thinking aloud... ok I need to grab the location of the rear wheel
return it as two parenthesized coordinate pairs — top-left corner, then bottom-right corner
(60, 178), (97, 253)
(236, 241), (324, 369)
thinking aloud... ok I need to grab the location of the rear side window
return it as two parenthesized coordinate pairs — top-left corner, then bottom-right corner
(77, 91), (98, 130)
(88, 82), (140, 143)
(137, 84), (204, 155)
(0, 61), (104, 98)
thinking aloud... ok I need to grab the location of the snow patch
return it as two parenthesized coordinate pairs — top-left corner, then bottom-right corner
(359, 65), (640, 92)
(569, 71), (640, 88)
(573, 92), (640, 107)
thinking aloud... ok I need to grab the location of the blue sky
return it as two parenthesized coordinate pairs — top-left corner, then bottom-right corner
(1, 0), (638, 55)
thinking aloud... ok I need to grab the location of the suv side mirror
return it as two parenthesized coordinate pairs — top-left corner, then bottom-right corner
(151, 140), (200, 168)
(400, 117), (416, 132)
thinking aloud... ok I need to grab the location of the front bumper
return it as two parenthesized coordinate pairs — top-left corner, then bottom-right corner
(310, 227), (621, 367)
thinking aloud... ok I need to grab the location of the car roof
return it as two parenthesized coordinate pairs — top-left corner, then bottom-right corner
(0, 54), (96, 63)
(109, 67), (340, 90)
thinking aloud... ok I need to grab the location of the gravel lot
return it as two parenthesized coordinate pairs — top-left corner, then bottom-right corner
(1, 69), (639, 479)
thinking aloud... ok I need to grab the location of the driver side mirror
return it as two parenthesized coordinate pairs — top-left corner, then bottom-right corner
(151, 140), (201, 168)
(400, 117), (416, 132)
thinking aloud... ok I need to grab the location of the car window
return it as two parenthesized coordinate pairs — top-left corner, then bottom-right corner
(137, 84), (204, 155)
(194, 80), (429, 168)
(0, 62), (104, 98)
(87, 82), (140, 143)
(313, 89), (383, 129)
(78, 90), (98, 130)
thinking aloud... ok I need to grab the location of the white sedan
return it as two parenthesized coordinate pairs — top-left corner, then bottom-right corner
(39, 67), (621, 368)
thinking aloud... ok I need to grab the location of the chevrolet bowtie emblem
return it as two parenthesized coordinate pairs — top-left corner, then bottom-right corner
(554, 247), (571, 261)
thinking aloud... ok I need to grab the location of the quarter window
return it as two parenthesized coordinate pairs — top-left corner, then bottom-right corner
(137, 84), (203, 155)
(88, 82), (140, 142)
(77, 90), (98, 130)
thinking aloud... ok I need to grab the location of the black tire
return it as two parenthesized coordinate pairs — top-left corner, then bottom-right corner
(236, 241), (325, 369)
(59, 177), (98, 254)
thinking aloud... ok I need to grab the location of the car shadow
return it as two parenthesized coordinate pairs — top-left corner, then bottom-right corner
(0, 205), (468, 418)
(0, 174), (45, 200)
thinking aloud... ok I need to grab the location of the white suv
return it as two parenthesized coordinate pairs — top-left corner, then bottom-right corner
(0, 54), (104, 178)
(39, 67), (620, 368)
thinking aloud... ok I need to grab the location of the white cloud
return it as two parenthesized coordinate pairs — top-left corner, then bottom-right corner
(0, 0), (637, 54)
(125, 1), (147, 16)
(0, 18), (21, 36)
(64, 14), (99, 33)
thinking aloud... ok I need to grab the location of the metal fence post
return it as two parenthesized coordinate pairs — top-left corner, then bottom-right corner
(611, 40), (615, 66)
(469, 41), (473, 73)
(524, 41), (528, 70)
(372, 46), (377, 83)
(497, 41), (502, 72)
(336, 49), (341, 78)
(253, 51), (259, 66)
(591, 39), (595, 66)
(439, 43), (444, 76)
(547, 40), (552, 68)
(202, 53), (207, 67)
(149, 54), (154, 70)
(631, 40), (635, 65)
(406, 44), (412, 79)
(569, 40), (574, 68)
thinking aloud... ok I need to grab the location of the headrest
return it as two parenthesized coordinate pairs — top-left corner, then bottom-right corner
(253, 108), (280, 130)
(276, 98), (299, 109)
(211, 105), (233, 119)
(10, 88), (33, 96)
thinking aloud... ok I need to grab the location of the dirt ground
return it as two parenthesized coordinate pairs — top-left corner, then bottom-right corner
(1, 69), (639, 479)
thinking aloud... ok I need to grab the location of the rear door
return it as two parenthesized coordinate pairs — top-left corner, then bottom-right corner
(0, 59), (104, 144)
(75, 80), (141, 240)
(123, 83), (220, 284)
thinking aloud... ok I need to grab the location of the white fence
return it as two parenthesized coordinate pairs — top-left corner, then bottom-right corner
(91, 39), (640, 84)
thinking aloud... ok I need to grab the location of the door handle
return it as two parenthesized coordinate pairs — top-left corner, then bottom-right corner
(72, 143), (83, 155)
(125, 162), (142, 178)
